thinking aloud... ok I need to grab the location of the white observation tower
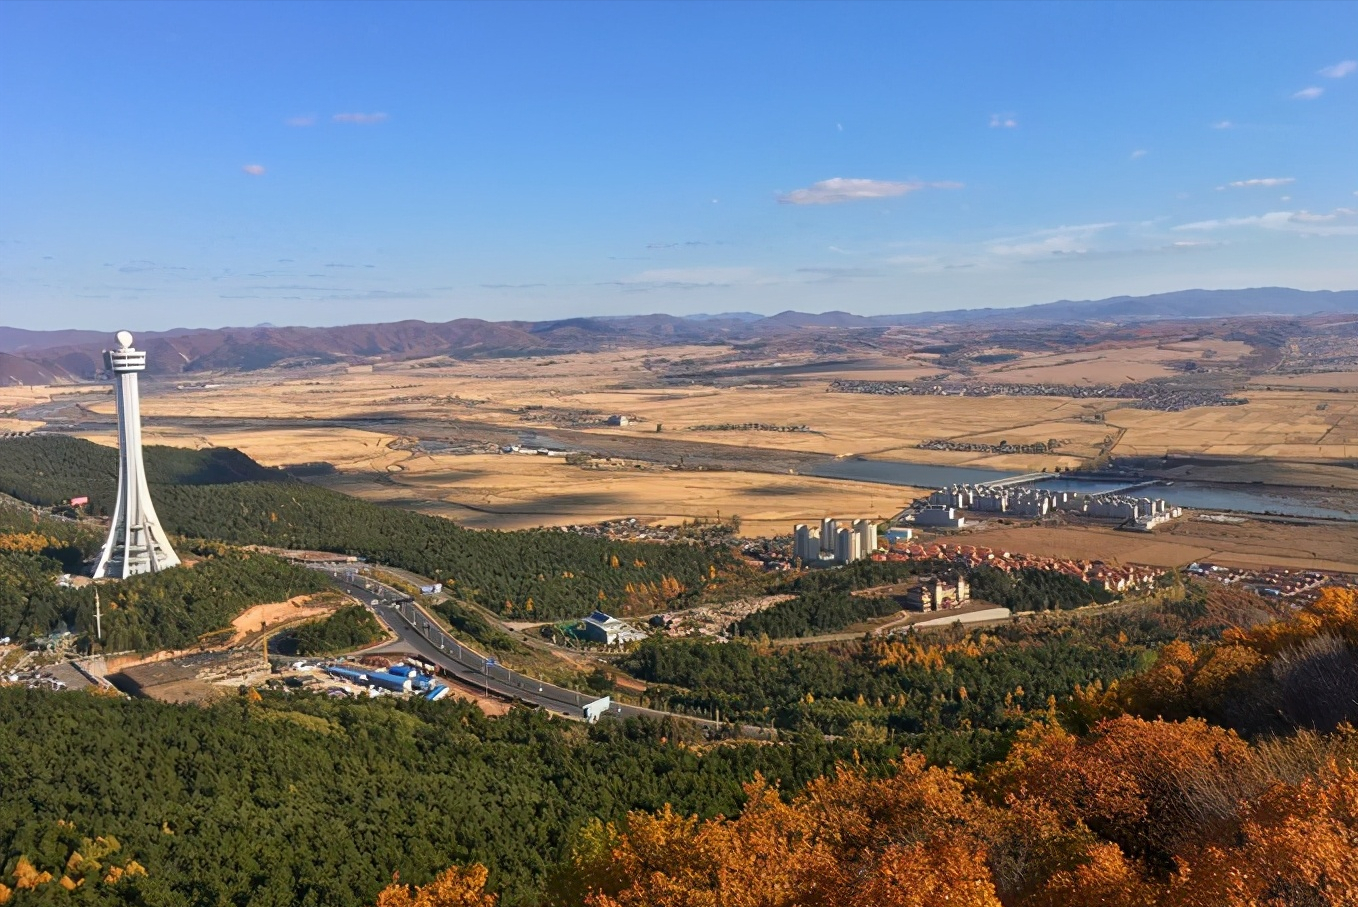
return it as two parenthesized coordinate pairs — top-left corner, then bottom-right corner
(92, 331), (181, 579)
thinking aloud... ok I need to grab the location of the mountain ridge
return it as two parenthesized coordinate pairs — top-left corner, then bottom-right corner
(3, 286), (1354, 385)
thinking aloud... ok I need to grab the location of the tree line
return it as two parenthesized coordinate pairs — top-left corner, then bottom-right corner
(0, 536), (332, 652)
(735, 559), (1116, 640)
(620, 583), (1276, 760)
(0, 437), (747, 622)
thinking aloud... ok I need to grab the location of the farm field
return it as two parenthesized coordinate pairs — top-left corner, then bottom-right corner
(60, 378), (1358, 470)
(310, 452), (915, 536)
(11, 336), (1358, 535)
(976, 339), (1251, 384)
(77, 353), (1358, 468)
(967, 517), (1358, 573)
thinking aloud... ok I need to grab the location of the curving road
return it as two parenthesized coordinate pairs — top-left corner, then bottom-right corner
(314, 565), (752, 733)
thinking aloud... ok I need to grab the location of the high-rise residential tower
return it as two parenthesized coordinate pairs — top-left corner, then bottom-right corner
(92, 331), (180, 579)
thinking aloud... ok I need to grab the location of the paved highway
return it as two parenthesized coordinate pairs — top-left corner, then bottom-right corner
(314, 565), (742, 731)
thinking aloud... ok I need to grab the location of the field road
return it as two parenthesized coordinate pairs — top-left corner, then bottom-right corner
(312, 564), (767, 735)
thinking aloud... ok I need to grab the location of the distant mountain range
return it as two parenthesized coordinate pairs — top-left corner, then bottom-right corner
(2, 287), (1355, 386)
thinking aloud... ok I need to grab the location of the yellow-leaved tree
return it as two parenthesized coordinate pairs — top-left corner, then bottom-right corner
(375, 865), (496, 907)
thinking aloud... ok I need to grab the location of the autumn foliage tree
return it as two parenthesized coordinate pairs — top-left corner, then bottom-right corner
(522, 718), (1358, 907)
(376, 865), (497, 907)
(569, 761), (1004, 907)
(1081, 587), (1358, 735)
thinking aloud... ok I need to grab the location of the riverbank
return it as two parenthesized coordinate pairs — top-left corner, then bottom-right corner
(805, 457), (1358, 522)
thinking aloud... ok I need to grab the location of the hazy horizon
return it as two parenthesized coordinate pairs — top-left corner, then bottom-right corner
(3, 285), (1358, 337)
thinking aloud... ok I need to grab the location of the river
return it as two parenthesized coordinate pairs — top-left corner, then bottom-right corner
(806, 458), (1358, 522)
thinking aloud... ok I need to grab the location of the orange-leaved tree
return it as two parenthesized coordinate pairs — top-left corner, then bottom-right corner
(575, 759), (1005, 907)
(375, 865), (496, 907)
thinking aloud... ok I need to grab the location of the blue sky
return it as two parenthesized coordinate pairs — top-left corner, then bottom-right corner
(1, 0), (1356, 331)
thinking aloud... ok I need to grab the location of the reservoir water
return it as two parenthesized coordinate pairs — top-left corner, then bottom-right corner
(806, 458), (1358, 522)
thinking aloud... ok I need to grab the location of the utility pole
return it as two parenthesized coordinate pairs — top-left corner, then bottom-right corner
(93, 589), (102, 642)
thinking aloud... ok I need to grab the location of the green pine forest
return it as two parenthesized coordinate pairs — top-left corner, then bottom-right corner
(0, 688), (875, 906)
(273, 605), (385, 656)
(0, 504), (330, 652)
(0, 434), (1278, 907)
(0, 436), (743, 624)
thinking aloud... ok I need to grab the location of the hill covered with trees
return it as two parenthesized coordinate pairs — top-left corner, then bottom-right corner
(387, 587), (1358, 907)
(3, 587), (1350, 907)
(0, 434), (285, 513)
(0, 517), (331, 650)
(0, 691), (873, 907)
(0, 436), (748, 622)
(274, 605), (385, 656)
(620, 583), (1280, 759)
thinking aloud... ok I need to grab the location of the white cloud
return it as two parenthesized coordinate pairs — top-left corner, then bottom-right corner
(986, 223), (1117, 258)
(989, 113), (1018, 128)
(1130, 149), (1148, 159)
(285, 115), (316, 127)
(1293, 86), (1324, 100)
(241, 164), (266, 176)
(882, 222), (1219, 273)
(1291, 208), (1356, 223)
(333, 112), (389, 124)
(1320, 60), (1357, 79)
(777, 177), (962, 205)
(1221, 177), (1295, 189)
(1211, 120), (1234, 129)
(1174, 208), (1358, 235)
(608, 266), (773, 291)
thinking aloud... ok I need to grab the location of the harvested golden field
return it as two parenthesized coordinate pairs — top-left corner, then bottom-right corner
(969, 518), (1358, 573)
(1109, 391), (1358, 459)
(15, 342), (1358, 538)
(1249, 373), (1358, 389)
(74, 425), (409, 474)
(1152, 459), (1358, 490)
(974, 342), (1246, 384)
(962, 525), (1214, 567)
(76, 375), (1358, 470)
(311, 452), (917, 537)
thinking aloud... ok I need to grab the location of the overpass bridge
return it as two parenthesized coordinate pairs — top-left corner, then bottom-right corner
(977, 472), (1047, 489)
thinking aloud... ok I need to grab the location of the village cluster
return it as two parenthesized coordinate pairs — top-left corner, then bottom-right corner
(876, 539), (1165, 594)
(917, 438), (1063, 455)
(1186, 562), (1346, 604)
(830, 379), (1247, 412)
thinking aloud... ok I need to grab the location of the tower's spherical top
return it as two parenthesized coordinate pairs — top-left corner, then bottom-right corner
(115, 330), (134, 350)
